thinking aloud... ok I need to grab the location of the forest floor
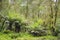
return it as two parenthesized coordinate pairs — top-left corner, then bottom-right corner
(0, 32), (59, 40)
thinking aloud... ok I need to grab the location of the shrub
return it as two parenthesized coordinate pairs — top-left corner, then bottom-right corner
(27, 19), (48, 36)
(8, 12), (25, 23)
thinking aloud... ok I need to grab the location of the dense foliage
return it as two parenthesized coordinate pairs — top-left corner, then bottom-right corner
(0, 0), (60, 40)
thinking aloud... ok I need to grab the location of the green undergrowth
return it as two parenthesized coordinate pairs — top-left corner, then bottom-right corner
(0, 32), (58, 40)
